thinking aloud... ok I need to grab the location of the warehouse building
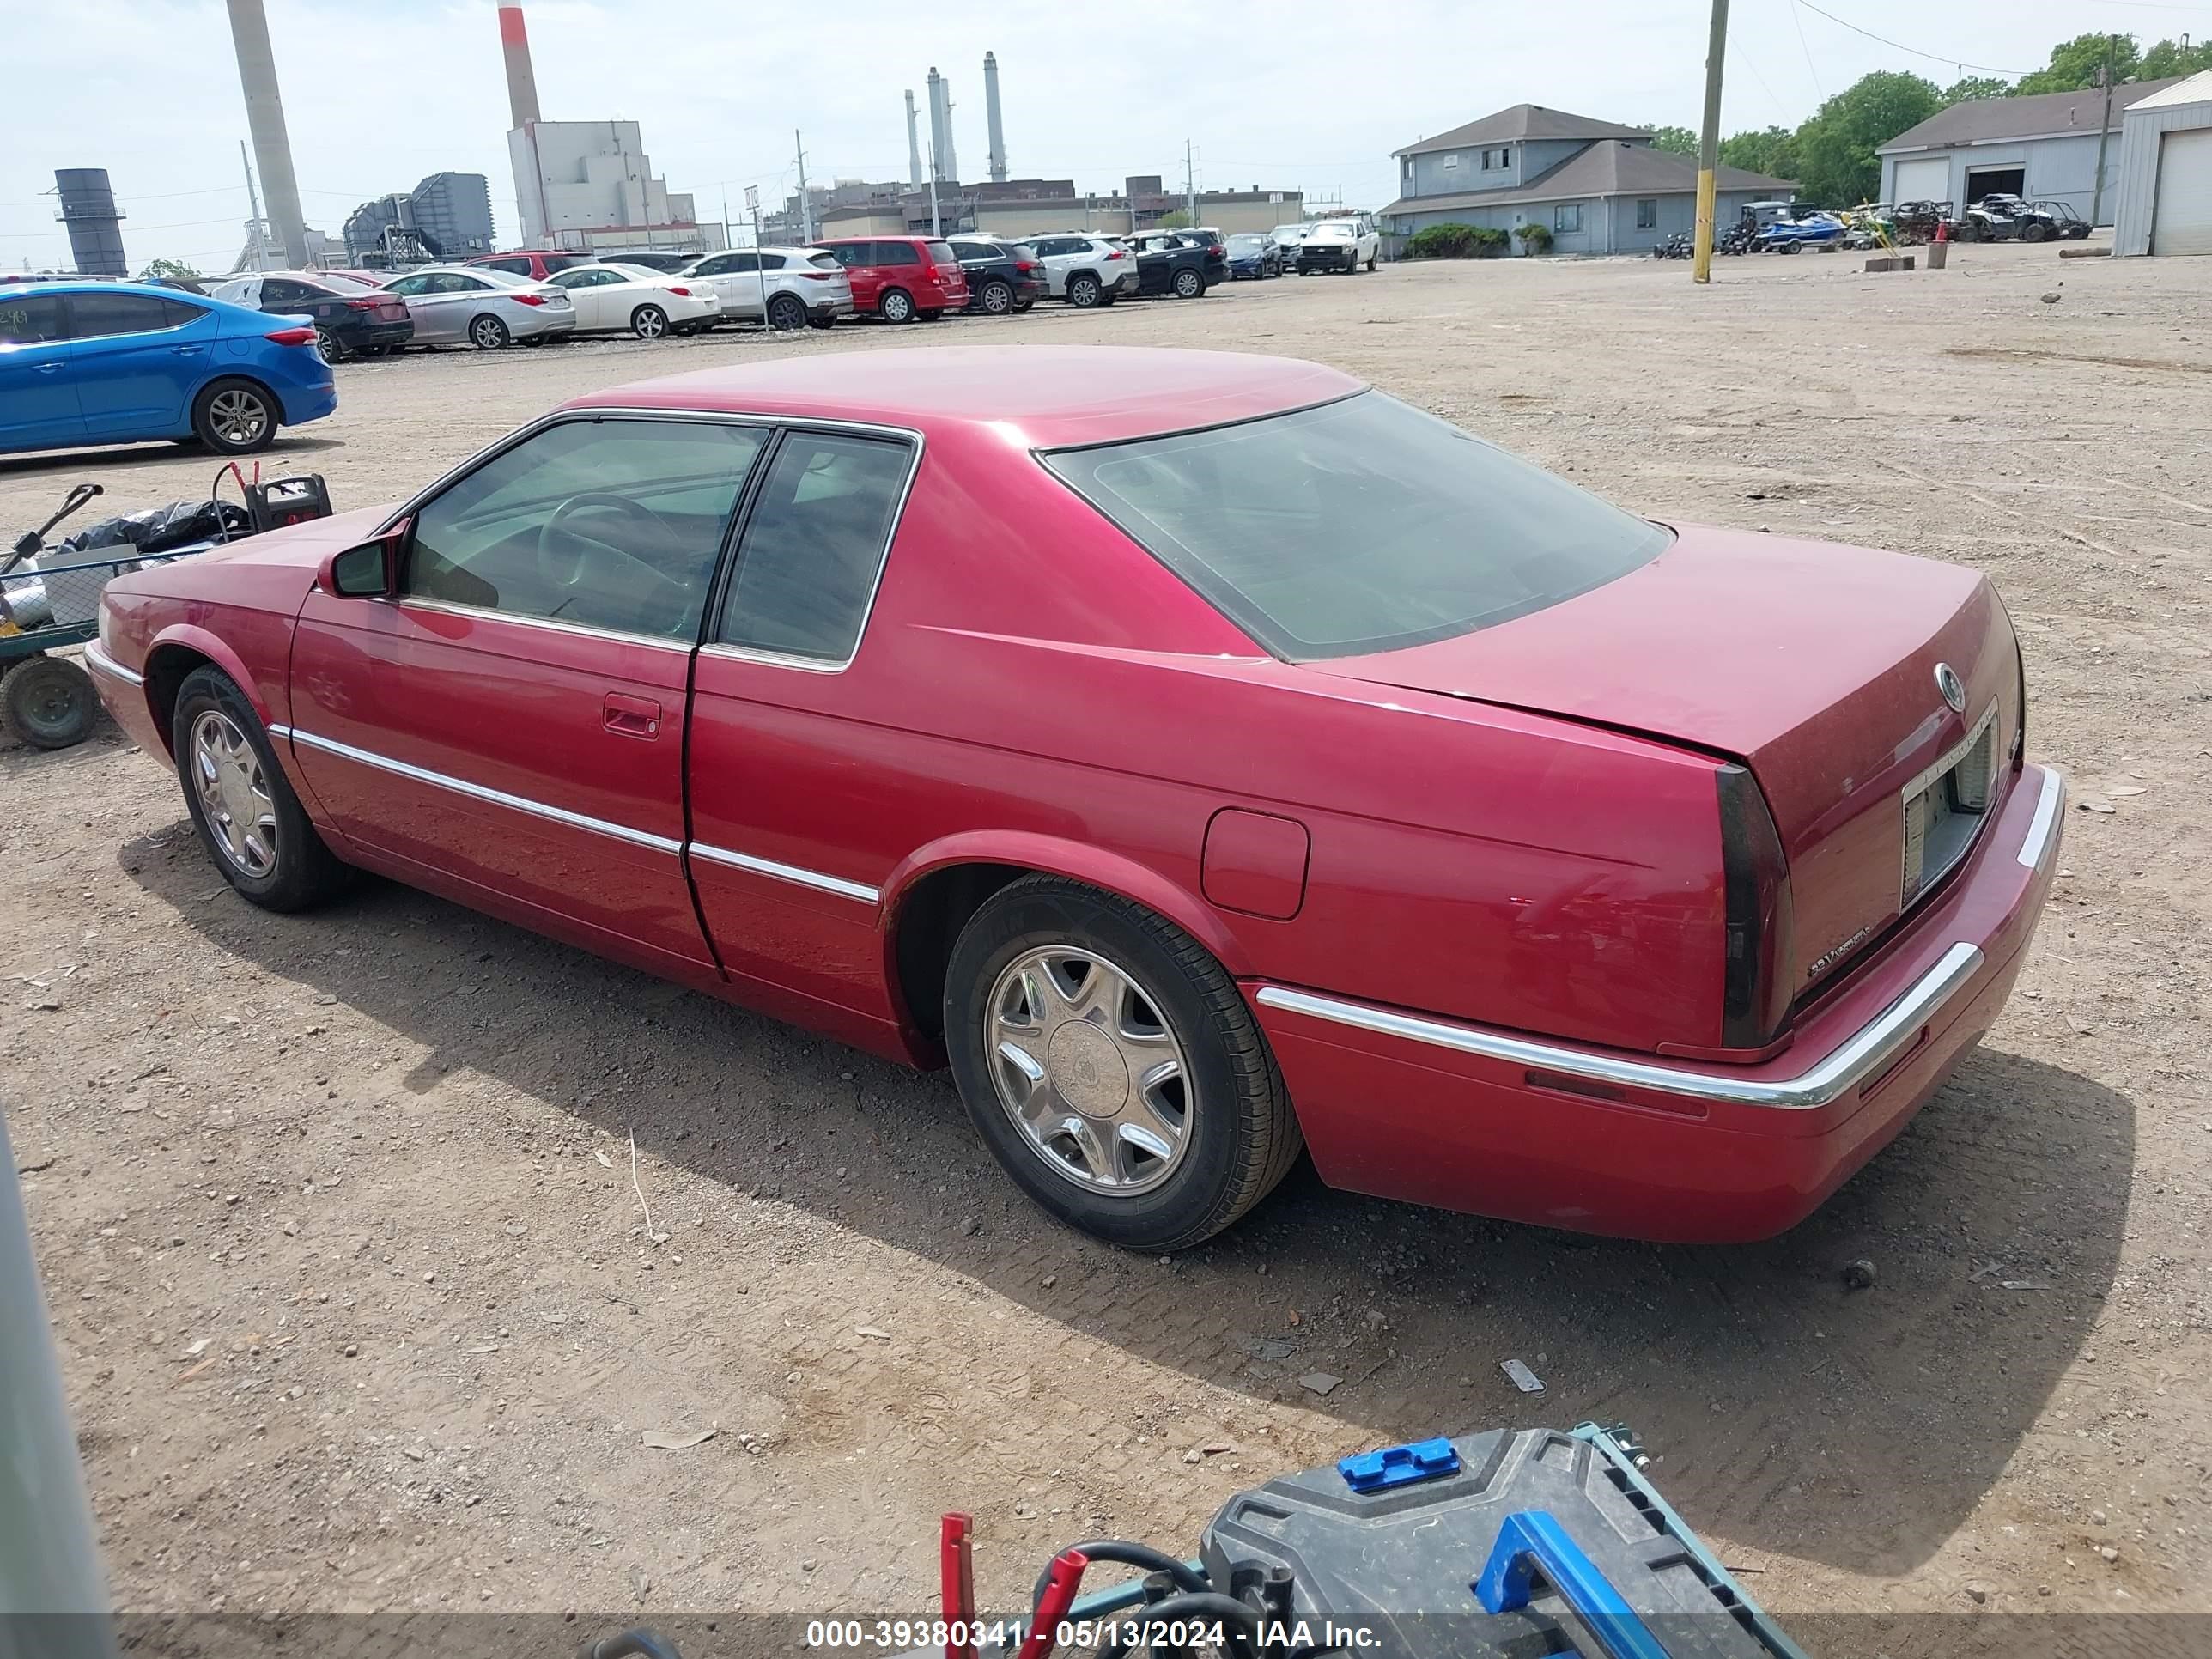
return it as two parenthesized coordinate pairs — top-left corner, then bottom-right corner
(1877, 78), (2184, 224)
(1377, 105), (1792, 255)
(2112, 70), (2212, 254)
(787, 178), (1302, 243)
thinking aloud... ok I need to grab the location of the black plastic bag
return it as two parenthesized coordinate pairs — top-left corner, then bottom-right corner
(59, 498), (252, 556)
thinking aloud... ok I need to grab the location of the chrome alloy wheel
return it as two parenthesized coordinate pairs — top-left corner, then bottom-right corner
(206, 387), (270, 446)
(986, 947), (1194, 1195)
(191, 710), (278, 877)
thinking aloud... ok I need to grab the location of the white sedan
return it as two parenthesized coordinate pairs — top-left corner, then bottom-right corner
(543, 263), (722, 337)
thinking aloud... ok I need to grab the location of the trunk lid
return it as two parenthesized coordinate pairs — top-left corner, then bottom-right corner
(1307, 524), (2021, 1001)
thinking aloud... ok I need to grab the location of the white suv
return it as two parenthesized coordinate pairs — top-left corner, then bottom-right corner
(1024, 233), (1142, 307)
(1296, 216), (1380, 275)
(678, 246), (856, 330)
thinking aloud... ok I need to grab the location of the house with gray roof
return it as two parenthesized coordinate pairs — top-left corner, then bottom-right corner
(1379, 103), (1794, 256)
(1878, 77), (2184, 225)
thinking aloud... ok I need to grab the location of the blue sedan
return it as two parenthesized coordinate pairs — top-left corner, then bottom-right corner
(0, 280), (337, 459)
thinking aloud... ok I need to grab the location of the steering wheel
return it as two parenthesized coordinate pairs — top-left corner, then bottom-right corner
(534, 492), (672, 592)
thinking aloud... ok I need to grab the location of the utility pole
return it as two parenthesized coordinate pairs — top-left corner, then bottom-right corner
(1692, 0), (1730, 282)
(2090, 35), (2118, 227)
(794, 130), (814, 242)
(745, 185), (762, 253)
(240, 140), (265, 270)
(1184, 138), (1197, 227)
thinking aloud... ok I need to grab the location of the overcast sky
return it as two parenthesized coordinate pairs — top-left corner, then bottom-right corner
(4, 0), (2195, 272)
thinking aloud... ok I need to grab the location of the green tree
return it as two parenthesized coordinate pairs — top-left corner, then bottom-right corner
(1156, 209), (1193, 229)
(1644, 125), (1699, 156)
(137, 257), (201, 282)
(1942, 76), (2013, 103)
(2016, 33), (2138, 94)
(1719, 125), (1801, 183)
(1795, 70), (1942, 205)
(2139, 36), (2212, 79)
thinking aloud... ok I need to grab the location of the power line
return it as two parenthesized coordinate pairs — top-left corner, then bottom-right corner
(1792, 0), (2038, 76)
(1786, 0), (1826, 95)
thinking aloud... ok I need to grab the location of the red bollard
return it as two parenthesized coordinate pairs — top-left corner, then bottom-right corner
(1016, 1549), (1090, 1659)
(940, 1513), (978, 1659)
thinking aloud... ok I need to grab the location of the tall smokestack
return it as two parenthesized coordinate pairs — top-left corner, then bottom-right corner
(984, 52), (1007, 184)
(224, 0), (309, 268)
(926, 68), (953, 184)
(498, 3), (542, 128)
(904, 90), (924, 190)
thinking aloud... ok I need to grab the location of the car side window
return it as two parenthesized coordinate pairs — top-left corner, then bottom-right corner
(875, 241), (921, 267)
(404, 419), (768, 641)
(821, 245), (863, 269)
(437, 273), (490, 293)
(757, 254), (786, 270)
(262, 279), (313, 303)
(68, 292), (181, 340)
(0, 295), (68, 344)
(724, 253), (761, 273)
(384, 275), (428, 296)
(716, 431), (911, 665)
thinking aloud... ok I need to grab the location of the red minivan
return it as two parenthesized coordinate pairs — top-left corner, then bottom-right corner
(812, 236), (969, 323)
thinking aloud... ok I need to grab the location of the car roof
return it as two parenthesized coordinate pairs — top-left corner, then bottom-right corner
(566, 345), (1363, 451)
(0, 277), (207, 299)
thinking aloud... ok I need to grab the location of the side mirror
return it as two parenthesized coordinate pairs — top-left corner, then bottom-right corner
(320, 520), (407, 599)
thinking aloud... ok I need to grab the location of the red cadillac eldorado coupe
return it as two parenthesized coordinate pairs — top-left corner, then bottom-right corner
(88, 346), (2063, 1251)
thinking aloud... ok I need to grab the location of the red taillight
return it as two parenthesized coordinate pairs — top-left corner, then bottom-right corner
(1717, 764), (1796, 1048)
(1105, 249), (1126, 260)
(799, 270), (833, 281)
(264, 326), (317, 346)
(665, 285), (691, 296)
(1015, 259), (1037, 271)
(344, 297), (379, 311)
(513, 293), (546, 306)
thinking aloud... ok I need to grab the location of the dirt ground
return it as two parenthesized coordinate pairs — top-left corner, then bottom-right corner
(3, 242), (2209, 1645)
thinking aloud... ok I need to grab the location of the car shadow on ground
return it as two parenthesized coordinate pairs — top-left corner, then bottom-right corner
(0, 434), (343, 481)
(121, 827), (2132, 1579)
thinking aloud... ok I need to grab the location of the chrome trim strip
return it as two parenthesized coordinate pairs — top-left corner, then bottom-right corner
(2016, 767), (2064, 870)
(1903, 701), (1997, 804)
(276, 725), (682, 855)
(392, 597), (695, 654)
(1255, 940), (1987, 1112)
(686, 840), (879, 905)
(83, 642), (143, 686)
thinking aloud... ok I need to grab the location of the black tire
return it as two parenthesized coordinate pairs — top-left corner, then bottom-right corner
(766, 293), (808, 331)
(468, 313), (511, 349)
(1, 656), (99, 750)
(807, 313), (836, 329)
(1171, 267), (1204, 299)
(944, 875), (1303, 1252)
(1365, 253), (1377, 270)
(189, 377), (278, 454)
(314, 326), (346, 365)
(1066, 271), (1103, 308)
(878, 287), (915, 324)
(171, 666), (354, 913)
(918, 308), (944, 321)
(978, 279), (1015, 316)
(2020, 222), (2049, 243)
(630, 304), (670, 339)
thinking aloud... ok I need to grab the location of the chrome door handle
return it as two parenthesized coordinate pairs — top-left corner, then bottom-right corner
(36, 362), (62, 373)
(602, 692), (664, 739)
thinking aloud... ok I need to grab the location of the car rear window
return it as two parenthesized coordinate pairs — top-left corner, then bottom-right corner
(1042, 391), (1670, 662)
(927, 241), (958, 266)
(805, 252), (842, 270)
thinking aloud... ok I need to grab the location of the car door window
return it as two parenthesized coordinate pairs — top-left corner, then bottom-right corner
(0, 295), (68, 344)
(757, 254), (786, 270)
(261, 279), (318, 306)
(67, 292), (183, 339)
(822, 245), (865, 269)
(715, 431), (912, 665)
(383, 274), (430, 296)
(875, 241), (921, 266)
(720, 253), (761, 274)
(434, 273), (490, 293)
(405, 419), (768, 641)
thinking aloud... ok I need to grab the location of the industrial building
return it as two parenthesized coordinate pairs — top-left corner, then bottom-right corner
(1378, 104), (1793, 256)
(343, 173), (496, 265)
(497, 4), (718, 256)
(1877, 77), (2185, 224)
(2111, 70), (2212, 255)
(53, 170), (127, 277)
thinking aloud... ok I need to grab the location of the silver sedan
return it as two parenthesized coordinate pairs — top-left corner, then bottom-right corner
(377, 266), (575, 349)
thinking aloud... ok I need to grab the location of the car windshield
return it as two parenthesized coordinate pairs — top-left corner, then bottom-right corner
(1042, 391), (1670, 661)
(1273, 226), (1306, 239)
(1229, 235), (1267, 250)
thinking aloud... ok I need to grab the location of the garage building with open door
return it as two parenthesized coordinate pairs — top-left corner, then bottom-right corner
(2113, 70), (2212, 256)
(1878, 77), (2185, 225)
